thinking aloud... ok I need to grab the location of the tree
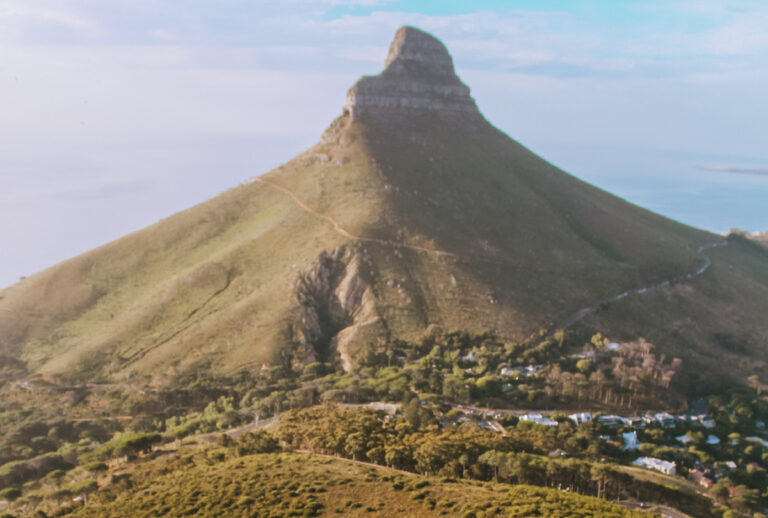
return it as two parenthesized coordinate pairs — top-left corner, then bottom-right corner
(414, 440), (445, 476)
(475, 376), (501, 398)
(236, 430), (280, 455)
(384, 444), (410, 470)
(590, 333), (606, 348)
(366, 446), (385, 465)
(403, 399), (423, 427)
(576, 359), (593, 375)
(344, 432), (367, 461)
(710, 481), (730, 504)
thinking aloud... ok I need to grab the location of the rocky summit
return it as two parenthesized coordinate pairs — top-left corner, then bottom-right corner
(344, 26), (479, 118)
(1, 26), (767, 388)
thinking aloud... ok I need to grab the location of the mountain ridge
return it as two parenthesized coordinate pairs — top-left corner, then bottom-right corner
(1, 26), (767, 389)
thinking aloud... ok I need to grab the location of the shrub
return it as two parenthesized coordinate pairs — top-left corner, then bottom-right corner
(0, 487), (21, 501)
(83, 461), (108, 473)
(235, 430), (280, 456)
(69, 480), (98, 495)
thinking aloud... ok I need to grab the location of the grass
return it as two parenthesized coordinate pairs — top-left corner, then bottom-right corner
(46, 451), (656, 518)
(616, 465), (703, 496)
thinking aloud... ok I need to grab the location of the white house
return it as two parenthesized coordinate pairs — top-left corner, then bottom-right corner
(654, 412), (676, 428)
(569, 412), (592, 426)
(691, 414), (716, 429)
(632, 457), (676, 475)
(520, 413), (558, 427)
(623, 431), (641, 451)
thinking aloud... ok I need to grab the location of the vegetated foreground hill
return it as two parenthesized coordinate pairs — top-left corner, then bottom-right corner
(63, 452), (653, 518)
(0, 26), (767, 387)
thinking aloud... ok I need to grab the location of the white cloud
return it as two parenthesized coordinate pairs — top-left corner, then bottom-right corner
(0, 0), (99, 39)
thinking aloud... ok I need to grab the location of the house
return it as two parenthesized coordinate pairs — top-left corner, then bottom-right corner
(623, 431), (640, 451)
(707, 434), (721, 445)
(461, 352), (476, 362)
(596, 414), (624, 427)
(690, 469), (713, 489)
(654, 412), (676, 428)
(569, 412), (592, 426)
(606, 342), (621, 351)
(676, 434), (694, 445)
(503, 366), (528, 377)
(632, 457), (677, 475)
(691, 414), (716, 429)
(520, 413), (558, 427)
(548, 449), (567, 458)
(500, 367), (522, 377)
(365, 402), (400, 416)
(478, 421), (496, 431)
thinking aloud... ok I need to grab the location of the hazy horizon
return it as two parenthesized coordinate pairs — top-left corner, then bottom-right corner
(2, 0), (767, 289)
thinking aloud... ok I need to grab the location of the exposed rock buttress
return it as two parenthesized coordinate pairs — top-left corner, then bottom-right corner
(344, 26), (479, 118)
(296, 246), (386, 371)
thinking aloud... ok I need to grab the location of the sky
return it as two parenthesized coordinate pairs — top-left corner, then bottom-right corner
(1, 0), (767, 288)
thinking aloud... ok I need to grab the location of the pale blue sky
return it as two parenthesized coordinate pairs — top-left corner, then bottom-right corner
(1, 0), (767, 288)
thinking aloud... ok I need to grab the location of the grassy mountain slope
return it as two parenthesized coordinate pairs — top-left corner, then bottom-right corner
(586, 233), (768, 381)
(1, 26), (766, 386)
(0, 130), (378, 380)
(60, 452), (652, 518)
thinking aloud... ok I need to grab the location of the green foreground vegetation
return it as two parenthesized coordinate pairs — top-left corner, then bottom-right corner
(3, 331), (768, 517)
(22, 447), (655, 517)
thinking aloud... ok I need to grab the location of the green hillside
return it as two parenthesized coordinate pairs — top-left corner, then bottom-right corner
(44, 451), (656, 518)
(0, 26), (766, 389)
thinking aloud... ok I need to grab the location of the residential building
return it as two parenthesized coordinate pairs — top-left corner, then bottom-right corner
(596, 414), (624, 427)
(623, 431), (640, 451)
(690, 469), (713, 489)
(568, 412), (592, 426)
(520, 413), (558, 427)
(632, 457), (676, 475)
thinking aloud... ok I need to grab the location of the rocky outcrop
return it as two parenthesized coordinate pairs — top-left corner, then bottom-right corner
(296, 247), (386, 370)
(344, 26), (479, 118)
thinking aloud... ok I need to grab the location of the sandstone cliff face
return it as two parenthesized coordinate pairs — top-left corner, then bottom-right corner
(344, 26), (479, 118)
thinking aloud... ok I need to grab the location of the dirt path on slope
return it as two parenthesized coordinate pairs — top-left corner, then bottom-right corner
(257, 176), (729, 335)
(556, 241), (728, 330)
(254, 177), (462, 259)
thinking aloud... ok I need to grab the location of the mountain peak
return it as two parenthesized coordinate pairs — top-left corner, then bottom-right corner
(383, 26), (455, 76)
(344, 26), (479, 119)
